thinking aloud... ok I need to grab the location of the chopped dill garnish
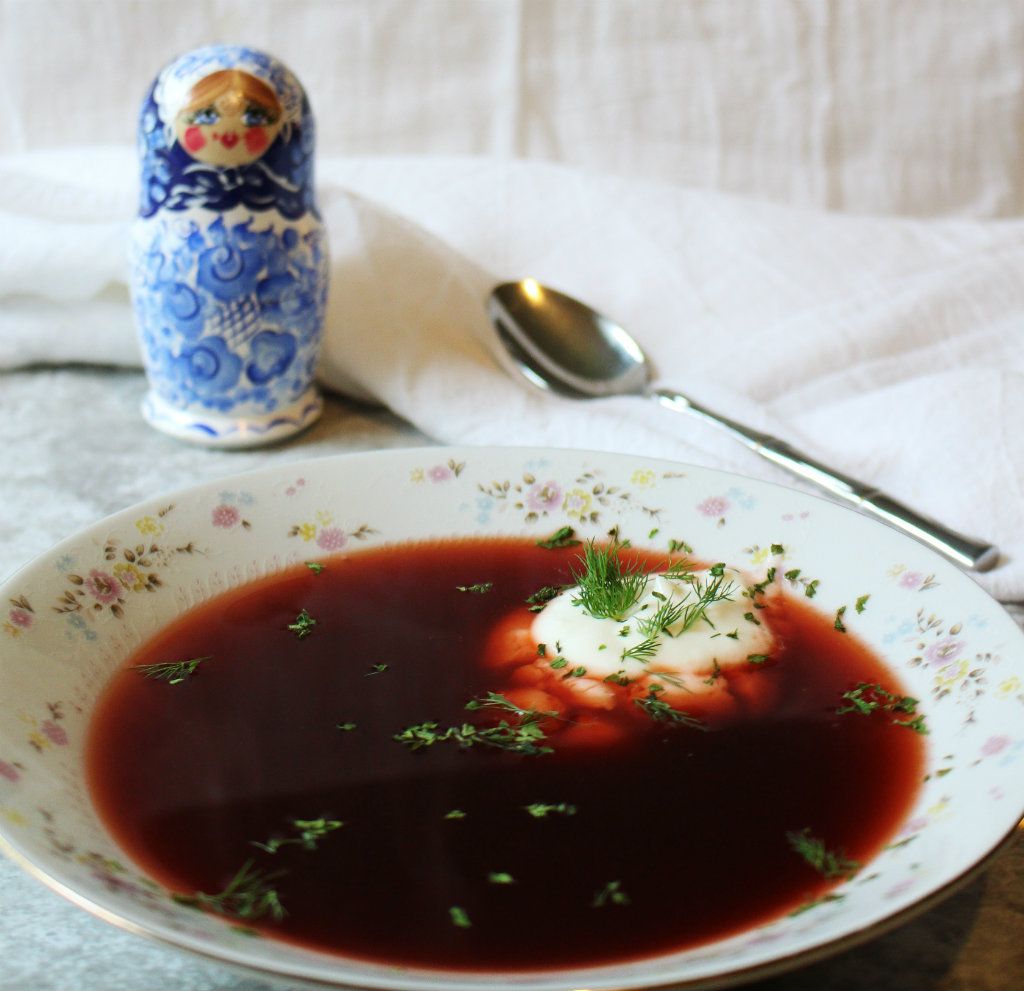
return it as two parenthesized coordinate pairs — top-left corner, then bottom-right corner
(252, 817), (344, 854)
(305, 561), (325, 575)
(836, 683), (926, 732)
(786, 828), (860, 879)
(673, 567), (734, 632)
(855, 594), (870, 614)
(523, 802), (577, 818)
(604, 670), (632, 686)
(488, 871), (515, 885)
(526, 584), (566, 611)
(571, 540), (649, 621)
(667, 538), (693, 554)
(537, 643), (548, 657)
(365, 663), (388, 676)
(536, 526), (580, 550)
(648, 527), (660, 539)
(336, 722), (357, 731)
(287, 608), (316, 639)
(444, 809), (467, 820)
(743, 611), (761, 626)
(549, 656), (569, 669)
(134, 655), (210, 685)
(173, 860), (285, 921)
(634, 684), (708, 730)
(394, 693), (559, 756)
(592, 880), (630, 908)
(563, 665), (588, 679)
(703, 658), (722, 685)
(725, 630), (739, 639)
(784, 568), (802, 581)
(804, 579), (820, 598)
(449, 905), (472, 928)
(456, 582), (493, 594)
(748, 653), (770, 665)
(834, 606), (848, 632)
(770, 543), (785, 555)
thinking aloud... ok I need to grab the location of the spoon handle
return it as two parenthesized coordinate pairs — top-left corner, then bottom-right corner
(652, 390), (1000, 573)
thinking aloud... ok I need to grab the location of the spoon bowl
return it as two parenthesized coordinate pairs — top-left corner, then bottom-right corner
(486, 279), (999, 573)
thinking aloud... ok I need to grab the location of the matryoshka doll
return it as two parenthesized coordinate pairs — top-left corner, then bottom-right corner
(131, 45), (327, 446)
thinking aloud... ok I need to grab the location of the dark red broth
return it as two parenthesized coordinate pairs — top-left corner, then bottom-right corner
(86, 538), (925, 971)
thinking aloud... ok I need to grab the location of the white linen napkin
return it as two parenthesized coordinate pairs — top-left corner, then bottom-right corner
(1, 148), (1021, 598)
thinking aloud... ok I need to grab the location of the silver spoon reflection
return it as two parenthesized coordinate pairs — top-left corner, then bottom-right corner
(487, 279), (999, 573)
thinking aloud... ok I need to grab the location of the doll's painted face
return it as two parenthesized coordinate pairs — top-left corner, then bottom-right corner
(173, 69), (284, 167)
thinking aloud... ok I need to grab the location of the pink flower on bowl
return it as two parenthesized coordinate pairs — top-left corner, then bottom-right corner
(84, 570), (122, 605)
(0, 760), (19, 783)
(316, 527), (348, 551)
(8, 608), (32, 630)
(981, 735), (1011, 757)
(924, 637), (965, 667)
(526, 482), (562, 512)
(428, 465), (453, 482)
(211, 504), (241, 528)
(41, 721), (68, 747)
(697, 495), (730, 518)
(899, 571), (926, 589)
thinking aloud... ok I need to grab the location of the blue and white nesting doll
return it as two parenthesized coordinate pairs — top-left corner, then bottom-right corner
(131, 45), (327, 446)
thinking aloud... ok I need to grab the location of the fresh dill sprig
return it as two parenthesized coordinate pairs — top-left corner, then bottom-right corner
(786, 828), (860, 879)
(287, 608), (316, 639)
(133, 655), (211, 685)
(633, 684), (708, 730)
(674, 567), (735, 632)
(621, 636), (660, 664)
(636, 597), (686, 637)
(571, 541), (649, 621)
(173, 860), (286, 921)
(252, 817), (344, 854)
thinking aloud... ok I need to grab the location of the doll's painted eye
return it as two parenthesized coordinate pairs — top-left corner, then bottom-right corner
(242, 103), (277, 127)
(189, 106), (219, 125)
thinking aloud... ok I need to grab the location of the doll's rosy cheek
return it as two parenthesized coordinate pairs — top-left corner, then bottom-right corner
(184, 126), (206, 152)
(244, 127), (269, 154)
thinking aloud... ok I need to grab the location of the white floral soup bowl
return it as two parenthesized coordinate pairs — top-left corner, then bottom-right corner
(1, 448), (1021, 991)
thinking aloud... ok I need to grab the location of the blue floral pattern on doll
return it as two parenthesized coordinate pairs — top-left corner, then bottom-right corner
(133, 214), (326, 414)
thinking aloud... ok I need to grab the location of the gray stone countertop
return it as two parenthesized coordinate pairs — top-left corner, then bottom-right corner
(1, 368), (1021, 991)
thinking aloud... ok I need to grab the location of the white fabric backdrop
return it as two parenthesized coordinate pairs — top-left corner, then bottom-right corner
(4, 0), (1024, 218)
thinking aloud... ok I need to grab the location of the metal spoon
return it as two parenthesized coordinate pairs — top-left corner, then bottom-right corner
(487, 279), (1000, 573)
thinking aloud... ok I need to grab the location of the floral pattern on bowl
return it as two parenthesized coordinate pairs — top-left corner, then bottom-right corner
(0, 447), (1021, 991)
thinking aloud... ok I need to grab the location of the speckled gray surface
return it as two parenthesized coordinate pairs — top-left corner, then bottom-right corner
(1, 367), (1021, 991)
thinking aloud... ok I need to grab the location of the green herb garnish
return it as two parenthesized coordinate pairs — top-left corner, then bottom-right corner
(449, 905), (472, 928)
(834, 606), (847, 632)
(395, 693), (559, 756)
(305, 561), (325, 575)
(786, 828), (860, 879)
(621, 636), (660, 664)
(633, 684), (707, 730)
(336, 722), (357, 731)
(592, 880), (630, 908)
(488, 871), (515, 885)
(173, 860), (285, 921)
(836, 683), (927, 732)
(537, 526), (580, 550)
(456, 582), (493, 594)
(571, 540), (649, 621)
(252, 817), (344, 854)
(287, 608), (316, 639)
(526, 584), (567, 611)
(855, 594), (870, 614)
(523, 802), (577, 818)
(134, 655), (211, 685)
(365, 663), (389, 676)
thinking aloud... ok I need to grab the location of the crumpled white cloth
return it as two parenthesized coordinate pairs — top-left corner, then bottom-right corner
(1, 148), (1021, 598)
